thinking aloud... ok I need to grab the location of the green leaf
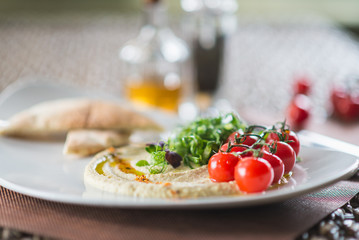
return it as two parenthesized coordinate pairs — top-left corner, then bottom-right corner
(145, 144), (157, 153)
(136, 160), (150, 167)
(202, 141), (216, 161)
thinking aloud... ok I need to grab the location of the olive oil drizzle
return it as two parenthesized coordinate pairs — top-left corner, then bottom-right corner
(95, 159), (106, 175)
(95, 153), (145, 177)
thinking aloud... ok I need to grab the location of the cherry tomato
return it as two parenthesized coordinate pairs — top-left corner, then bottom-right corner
(261, 151), (284, 184)
(331, 85), (346, 104)
(286, 94), (311, 131)
(266, 130), (300, 156)
(293, 76), (312, 95)
(234, 157), (274, 193)
(226, 129), (257, 146)
(264, 141), (296, 174)
(208, 152), (240, 182)
(331, 86), (359, 122)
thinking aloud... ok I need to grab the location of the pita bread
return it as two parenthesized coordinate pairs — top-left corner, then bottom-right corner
(63, 129), (131, 157)
(0, 98), (162, 137)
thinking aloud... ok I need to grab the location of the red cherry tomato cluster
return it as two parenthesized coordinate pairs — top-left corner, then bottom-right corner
(208, 123), (300, 194)
(293, 76), (311, 95)
(330, 81), (359, 122)
(286, 76), (312, 131)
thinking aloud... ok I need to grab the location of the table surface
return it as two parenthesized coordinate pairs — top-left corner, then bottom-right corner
(1, 14), (359, 240)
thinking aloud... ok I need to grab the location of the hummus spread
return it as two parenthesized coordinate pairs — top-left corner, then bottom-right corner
(84, 145), (240, 198)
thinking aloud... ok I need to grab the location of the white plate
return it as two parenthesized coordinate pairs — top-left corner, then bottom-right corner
(0, 81), (358, 209)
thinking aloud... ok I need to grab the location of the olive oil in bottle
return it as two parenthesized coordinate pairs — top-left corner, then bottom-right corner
(126, 74), (182, 111)
(120, 0), (190, 112)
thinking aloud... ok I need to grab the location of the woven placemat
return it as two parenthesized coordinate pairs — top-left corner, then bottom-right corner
(0, 179), (358, 240)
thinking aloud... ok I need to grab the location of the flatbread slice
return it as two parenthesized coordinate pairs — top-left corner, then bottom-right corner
(0, 98), (162, 137)
(63, 129), (131, 157)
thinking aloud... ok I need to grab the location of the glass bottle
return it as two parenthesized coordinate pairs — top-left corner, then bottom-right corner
(119, 0), (191, 112)
(180, 0), (238, 110)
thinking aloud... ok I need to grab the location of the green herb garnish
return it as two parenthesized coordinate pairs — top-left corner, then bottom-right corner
(137, 113), (246, 173)
(143, 142), (168, 174)
(167, 112), (246, 167)
(148, 151), (168, 174)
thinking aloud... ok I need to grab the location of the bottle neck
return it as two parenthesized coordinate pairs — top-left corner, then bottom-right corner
(143, 2), (167, 29)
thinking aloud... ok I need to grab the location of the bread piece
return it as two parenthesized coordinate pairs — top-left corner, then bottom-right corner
(0, 98), (162, 137)
(63, 129), (131, 157)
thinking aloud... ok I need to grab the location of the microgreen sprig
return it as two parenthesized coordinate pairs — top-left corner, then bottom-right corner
(140, 141), (183, 174)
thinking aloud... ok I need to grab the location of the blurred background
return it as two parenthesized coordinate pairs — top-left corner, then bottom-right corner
(0, 0), (358, 27)
(1, 0), (359, 141)
(0, 0), (358, 26)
